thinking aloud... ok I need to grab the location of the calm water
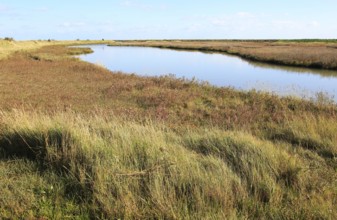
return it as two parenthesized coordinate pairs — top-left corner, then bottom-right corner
(77, 45), (337, 101)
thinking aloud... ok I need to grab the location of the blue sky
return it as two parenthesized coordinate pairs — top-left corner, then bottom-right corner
(1, 0), (336, 40)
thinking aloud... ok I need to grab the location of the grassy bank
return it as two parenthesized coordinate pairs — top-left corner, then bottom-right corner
(0, 44), (336, 218)
(110, 40), (337, 70)
(0, 110), (336, 219)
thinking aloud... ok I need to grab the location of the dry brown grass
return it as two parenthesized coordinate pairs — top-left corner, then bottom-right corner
(111, 40), (337, 70)
(0, 46), (117, 111)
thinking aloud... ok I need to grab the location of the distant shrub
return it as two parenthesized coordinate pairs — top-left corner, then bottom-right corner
(4, 37), (14, 41)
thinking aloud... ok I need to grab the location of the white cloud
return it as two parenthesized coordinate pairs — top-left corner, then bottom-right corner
(59, 22), (86, 28)
(34, 7), (49, 12)
(0, 5), (28, 20)
(211, 12), (260, 28)
(120, 1), (136, 7)
(185, 23), (203, 32)
(120, 0), (153, 10)
(272, 20), (321, 31)
(178, 13), (333, 39)
(0, 4), (16, 15)
(120, 0), (167, 10)
(0, 4), (8, 12)
(211, 18), (229, 26)
(310, 21), (320, 27)
(236, 12), (255, 18)
(272, 20), (301, 29)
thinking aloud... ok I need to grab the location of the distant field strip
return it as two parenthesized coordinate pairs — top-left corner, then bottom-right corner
(0, 40), (111, 60)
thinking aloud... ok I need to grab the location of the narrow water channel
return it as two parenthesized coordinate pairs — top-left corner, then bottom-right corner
(77, 45), (337, 102)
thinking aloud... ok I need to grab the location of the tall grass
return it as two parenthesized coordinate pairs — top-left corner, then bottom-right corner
(0, 110), (336, 219)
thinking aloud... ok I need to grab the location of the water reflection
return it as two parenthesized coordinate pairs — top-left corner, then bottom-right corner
(140, 47), (337, 78)
(76, 45), (337, 102)
(247, 60), (337, 78)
